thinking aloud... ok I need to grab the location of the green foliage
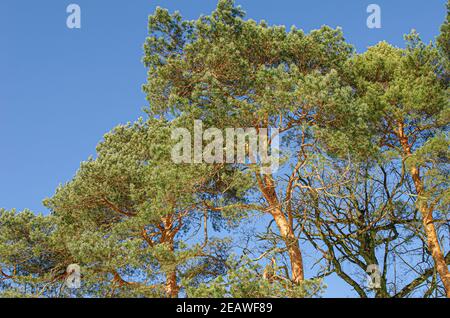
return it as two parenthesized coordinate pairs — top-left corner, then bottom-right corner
(185, 256), (324, 298)
(1, 0), (449, 298)
(41, 118), (245, 297)
(437, 0), (450, 83)
(0, 209), (70, 297)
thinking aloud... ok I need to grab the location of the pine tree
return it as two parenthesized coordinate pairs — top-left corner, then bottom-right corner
(1, 0), (448, 299)
(341, 35), (449, 296)
(42, 118), (246, 297)
(143, 0), (354, 285)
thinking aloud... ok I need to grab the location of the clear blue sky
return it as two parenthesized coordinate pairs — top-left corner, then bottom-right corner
(0, 0), (447, 297)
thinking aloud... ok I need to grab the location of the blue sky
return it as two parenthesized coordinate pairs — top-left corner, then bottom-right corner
(0, 0), (447, 297)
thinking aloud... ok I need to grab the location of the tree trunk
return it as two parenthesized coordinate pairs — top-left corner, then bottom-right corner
(397, 123), (450, 297)
(271, 207), (305, 283)
(410, 166), (450, 298)
(162, 213), (180, 298)
(165, 270), (179, 298)
(257, 174), (304, 284)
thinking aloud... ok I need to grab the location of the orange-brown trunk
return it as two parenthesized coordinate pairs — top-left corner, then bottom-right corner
(165, 270), (179, 298)
(271, 207), (305, 284)
(257, 174), (304, 284)
(252, 123), (305, 284)
(162, 213), (180, 298)
(398, 123), (450, 297)
(410, 166), (450, 298)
